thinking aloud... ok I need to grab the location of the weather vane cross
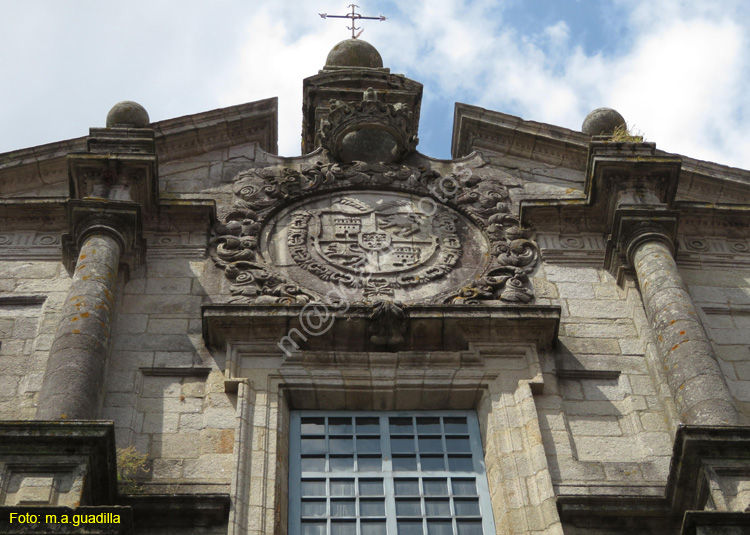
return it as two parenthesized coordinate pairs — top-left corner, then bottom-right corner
(319, 4), (387, 39)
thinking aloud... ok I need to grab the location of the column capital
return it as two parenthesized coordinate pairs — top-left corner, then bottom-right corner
(62, 199), (145, 274)
(604, 207), (680, 284)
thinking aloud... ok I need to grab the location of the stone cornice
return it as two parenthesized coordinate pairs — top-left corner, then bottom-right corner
(202, 303), (561, 352)
(0, 98), (278, 197)
(451, 103), (591, 167)
(557, 426), (750, 530)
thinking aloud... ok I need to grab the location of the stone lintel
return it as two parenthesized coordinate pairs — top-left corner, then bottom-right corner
(202, 303), (561, 352)
(557, 426), (750, 528)
(0, 421), (117, 506)
(61, 200), (144, 274)
(604, 207), (680, 283)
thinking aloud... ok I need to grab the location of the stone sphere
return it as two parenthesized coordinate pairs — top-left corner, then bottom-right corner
(106, 101), (150, 128)
(581, 107), (626, 136)
(325, 39), (383, 68)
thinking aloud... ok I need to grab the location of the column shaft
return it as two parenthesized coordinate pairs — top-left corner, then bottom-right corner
(632, 240), (739, 425)
(37, 233), (121, 420)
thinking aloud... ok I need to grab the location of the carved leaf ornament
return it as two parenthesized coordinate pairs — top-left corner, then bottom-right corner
(209, 160), (539, 305)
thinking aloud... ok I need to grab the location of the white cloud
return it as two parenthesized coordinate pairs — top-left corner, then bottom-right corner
(0, 0), (748, 170)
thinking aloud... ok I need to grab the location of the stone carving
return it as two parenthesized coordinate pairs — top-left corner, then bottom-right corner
(318, 88), (418, 163)
(369, 300), (407, 346)
(210, 160), (540, 305)
(284, 196), (461, 297)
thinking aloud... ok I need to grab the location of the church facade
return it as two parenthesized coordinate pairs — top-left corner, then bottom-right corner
(1, 39), (749, 535)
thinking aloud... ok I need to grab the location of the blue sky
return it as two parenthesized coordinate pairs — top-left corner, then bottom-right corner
(1, 0), (749, 170)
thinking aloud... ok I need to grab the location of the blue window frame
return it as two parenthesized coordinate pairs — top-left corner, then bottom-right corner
(289, 411), (496, 535)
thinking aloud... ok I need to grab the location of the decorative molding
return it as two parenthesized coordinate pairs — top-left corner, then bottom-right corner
(0, 231), (61, 259)
(536, 233), (606, 265)
(0, 295), (47, 306)
(555, 369), (621, 381)
(139, 367), (212, 377)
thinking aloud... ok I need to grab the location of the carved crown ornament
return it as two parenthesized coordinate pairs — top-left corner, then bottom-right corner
(318, 88), (419, 163)
(209, 158), (540, 309)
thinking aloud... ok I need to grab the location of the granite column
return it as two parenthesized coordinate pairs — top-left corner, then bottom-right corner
(629, 233), (739, 426)
(37, 228), (123, 420)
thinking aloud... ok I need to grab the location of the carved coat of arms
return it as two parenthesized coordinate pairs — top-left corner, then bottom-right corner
(286, 196), (461, 298)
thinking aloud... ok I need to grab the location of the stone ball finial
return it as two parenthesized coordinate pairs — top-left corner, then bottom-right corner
(582, 107), (626, 136)
(106, 101), (150, 128)
(325, 39), (383, 68)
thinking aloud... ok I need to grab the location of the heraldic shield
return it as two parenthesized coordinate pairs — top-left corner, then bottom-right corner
(262, 191), (488, 302)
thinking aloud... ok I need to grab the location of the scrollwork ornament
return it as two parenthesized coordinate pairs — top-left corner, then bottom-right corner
(210, 160), (541, 305)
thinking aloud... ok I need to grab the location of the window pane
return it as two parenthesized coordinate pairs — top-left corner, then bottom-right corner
(302, 480), (326, 496)
(451, 479), (477, 496)
(301, 500), (326, 518)
(331, 479), (355, 496)
(457, 519), (483, 535)
(331, 520), (356, 535)
(396, 499), (421, 516)
(360, 499), (385, 516)
(454, 499), (480, 516)
(446, 437), (471, 452)
(393, 455), (417, 471)
(398, 520), (423, 535)
(330, 456), (354, 472)
(331, 499), (355, 517)
(395, 479), (420, 496)
(357, 417), (380, 434)
(417, 417), (441, 433)
(357, 437), (381, 453)
(418, 437), (443, 453)
(329, 417), (353, 434)
(427, 519), (452, 535)
(420, 455), (444, 471)
(423, 479), (448, 496)
(330, 437), (354, 453)
(424, 499), (450, 516)
(359, 479), (384, 496)
(301, 456), (326, 472)
(443, 417), (468, 434)
(301, 438), (326, 454)
(301, 417), (325, 434)
(358, 456), (382, 471)
(448, 456), (473, 471)
(390, 417), (413, 434)
(301, 521), (326, 535)
(361, 521), (388, 535)
(392, 436), (415, 453)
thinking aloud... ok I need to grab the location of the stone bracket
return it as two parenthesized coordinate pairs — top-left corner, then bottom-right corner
(61, 200), (145, 274)
(604, 207), (680, 284)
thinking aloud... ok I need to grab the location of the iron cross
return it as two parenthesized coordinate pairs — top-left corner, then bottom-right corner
(319, 4), (387, 39)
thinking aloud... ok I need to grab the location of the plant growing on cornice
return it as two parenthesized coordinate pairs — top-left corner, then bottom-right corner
(116, 445), (150, 494)
(610, 124), (644, 142)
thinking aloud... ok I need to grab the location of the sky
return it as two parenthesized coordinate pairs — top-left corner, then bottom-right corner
(1, 0), (749, 170)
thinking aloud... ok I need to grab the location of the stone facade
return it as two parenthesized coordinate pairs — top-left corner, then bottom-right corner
(1, 38), (750, 535)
